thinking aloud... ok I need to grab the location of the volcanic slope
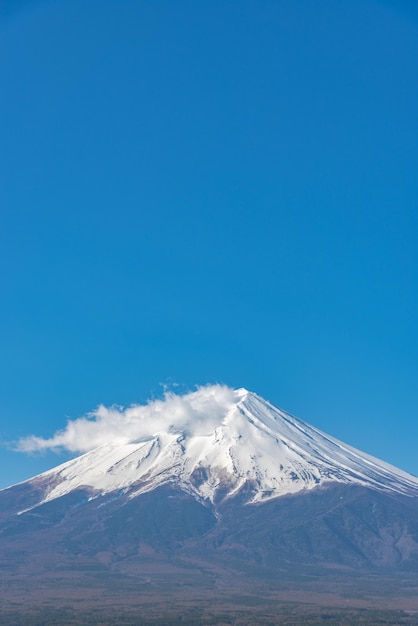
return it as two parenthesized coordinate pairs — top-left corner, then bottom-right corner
(2, 386), (418, 614)
(8, 387), (418, 515)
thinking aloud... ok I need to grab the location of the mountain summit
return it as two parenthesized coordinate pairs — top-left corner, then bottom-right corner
(12, 387), (418, 512)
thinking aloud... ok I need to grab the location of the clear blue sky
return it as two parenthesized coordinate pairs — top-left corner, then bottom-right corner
(1, 0), (417, 489)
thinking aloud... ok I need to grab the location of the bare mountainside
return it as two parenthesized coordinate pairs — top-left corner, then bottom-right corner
(1, 387), (418, 620)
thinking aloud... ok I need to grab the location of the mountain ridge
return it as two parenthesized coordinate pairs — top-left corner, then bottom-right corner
(6, 387), (418, 515)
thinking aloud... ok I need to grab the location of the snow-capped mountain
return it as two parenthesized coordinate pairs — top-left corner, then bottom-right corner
(14, 387), (418, 512)
(2, 387), (418, 609)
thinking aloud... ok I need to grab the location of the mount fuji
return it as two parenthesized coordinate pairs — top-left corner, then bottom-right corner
(10, 387), (418, 511)
(1, 386), (418, 616)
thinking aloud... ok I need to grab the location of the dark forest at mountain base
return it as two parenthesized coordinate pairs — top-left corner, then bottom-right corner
(0, 602), (417, 626)
(1, 569), (418, 625)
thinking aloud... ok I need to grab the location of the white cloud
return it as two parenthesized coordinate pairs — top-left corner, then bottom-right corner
(16, 385), (238, 454)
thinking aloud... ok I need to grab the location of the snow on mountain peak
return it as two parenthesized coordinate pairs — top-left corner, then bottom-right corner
(13, 386), (418, 511)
